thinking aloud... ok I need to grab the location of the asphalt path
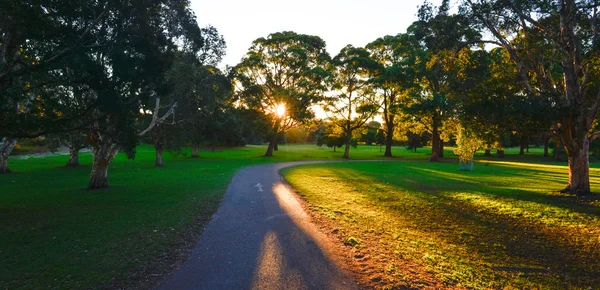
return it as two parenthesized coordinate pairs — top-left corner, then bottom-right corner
(157, 161), (360, 290)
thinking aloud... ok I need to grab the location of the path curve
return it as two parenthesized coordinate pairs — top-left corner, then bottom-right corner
(157, 161), (360, 290)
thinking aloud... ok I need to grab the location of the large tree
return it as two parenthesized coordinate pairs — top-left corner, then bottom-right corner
(366, 34), (413, 157)
(323, 45), (382, 159)
(1, 1), (99, 172)
(234, 31), (330, 156)
(405, 0), (482, 161)
(461, 0), (600, 194)
(1, 1), (206, 188)
(83, 0), (205, 189)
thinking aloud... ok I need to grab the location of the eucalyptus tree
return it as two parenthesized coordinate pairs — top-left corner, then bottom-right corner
(404, 0), (482, 161)
(47, 131), (87, 166)
(82, 1), (206, 189)
(461, 0), (600, 194)
(152, 26), (227, 164)
(234, 31), (330, 156)
(184, 64), (236, 157)
(366, 34), (414, 157)
(451, 47), (509, 156)
(323, 45), (382, 159)
(0, 1), (101, 172)
(1, 0), (206, 187)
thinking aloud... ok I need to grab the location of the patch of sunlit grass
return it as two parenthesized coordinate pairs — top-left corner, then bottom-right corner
(282, 160), (600, 289)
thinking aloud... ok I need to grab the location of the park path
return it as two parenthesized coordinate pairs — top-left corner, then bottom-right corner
(157, 161), (359, 290)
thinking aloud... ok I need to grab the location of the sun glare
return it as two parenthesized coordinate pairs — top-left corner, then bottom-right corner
(276, 103), (286, 118)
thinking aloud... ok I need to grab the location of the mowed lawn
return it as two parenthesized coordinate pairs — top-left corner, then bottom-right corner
(282, 159), (600, 289)
(0, 143), (416, 289)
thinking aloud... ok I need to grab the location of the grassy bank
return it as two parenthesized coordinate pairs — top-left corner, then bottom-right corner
(281, 160), (600, 289)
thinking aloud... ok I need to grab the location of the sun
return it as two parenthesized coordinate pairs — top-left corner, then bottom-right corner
(276, 103), (286, 118)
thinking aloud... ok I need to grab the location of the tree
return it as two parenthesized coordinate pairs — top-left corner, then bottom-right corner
(454, 125), (484, 171)
(461, 0), (600, 194)
(2, 0), (205, 188)
(360, 121), (384, 145)
(0, 137), (17, 173)
(47, 131), (87, 166)
(163, 46), (230, 159)
(324, 134), (345, 152)
(83, 1), (205, 188)
(324, 45), (382, 158)
(404, 0), (482, 161)
(366, 34), (413, 157)
(234, 31), (330, 156)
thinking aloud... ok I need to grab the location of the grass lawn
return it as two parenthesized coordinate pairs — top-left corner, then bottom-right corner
(281, 158), (600, 289)
(1, 143), (594, 289)
(0, 143), (422, 289)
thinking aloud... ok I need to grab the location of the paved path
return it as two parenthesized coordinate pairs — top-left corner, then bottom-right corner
(157, 161), (359, 290)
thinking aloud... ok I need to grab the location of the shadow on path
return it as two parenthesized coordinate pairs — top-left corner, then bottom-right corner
(157, 161), (359, 290)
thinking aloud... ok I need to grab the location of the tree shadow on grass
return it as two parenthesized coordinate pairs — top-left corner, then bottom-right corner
(328, 166), (600, 288)
(398, 164), (600, 218)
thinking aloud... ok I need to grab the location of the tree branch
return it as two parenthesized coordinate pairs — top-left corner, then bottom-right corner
(137, 98), (178, 138)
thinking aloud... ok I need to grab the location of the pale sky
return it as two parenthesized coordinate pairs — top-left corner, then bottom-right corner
(190, 0), (444, 68)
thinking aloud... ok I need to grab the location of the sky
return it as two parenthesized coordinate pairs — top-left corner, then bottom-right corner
(190, 0), (444, 68)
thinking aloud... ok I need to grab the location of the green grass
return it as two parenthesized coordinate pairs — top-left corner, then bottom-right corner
(0, 143), (591, 288)
(0, 143), (435, 289)
(281, 159), (600, 289)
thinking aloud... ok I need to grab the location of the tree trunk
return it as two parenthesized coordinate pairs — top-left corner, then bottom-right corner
(553, 139), (561, 160)
(438, 140), (444, 158)
(333, 146), (336, 152)
(0, 137), (18, 173)
(484, 148), (491, 156)
(561, 136), (591, 195)
(543, 137), (550, 157)
(191, 144), (199, 158)
(264, 134), (277, 157)
(429, 118), (440, 162)
(0, 156), (7, 173)
(343, 135), (351, 159)
(88, 134), (119, 189)
(496, 149), (505, 158)
(526, 137), (529, 153)
(155, 144), (164, 167)
(274, 141), (279, 151)
(66, 147), (80, 167)
(89, 156), (110, 189)
(384, 119), (394, 157)
(519, 135), (526, 155)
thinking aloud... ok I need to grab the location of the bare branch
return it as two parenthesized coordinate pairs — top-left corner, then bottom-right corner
(137, 98), (178, 138)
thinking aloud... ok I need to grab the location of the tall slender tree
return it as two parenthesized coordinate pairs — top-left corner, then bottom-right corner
(323, 45), (382, 159)
(366, 34), (413, 157)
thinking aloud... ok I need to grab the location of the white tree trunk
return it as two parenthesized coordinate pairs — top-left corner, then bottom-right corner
(563, 135), (591, 195)
(0, 137), (18, 173)
(88, 133), (119, 189)
(155, 144), (164, 167)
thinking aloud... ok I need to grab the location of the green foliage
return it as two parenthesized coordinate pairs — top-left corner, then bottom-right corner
(453, 126), (483, 164)
(323, 45), (382, 158)
(234, 31), (330, 143)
